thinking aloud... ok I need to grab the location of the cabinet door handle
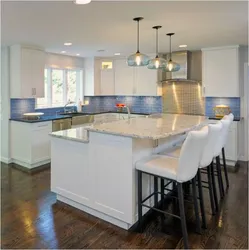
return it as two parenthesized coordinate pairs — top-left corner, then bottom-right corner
(38, 124), (48, 127)
(203, 86), (205, 95)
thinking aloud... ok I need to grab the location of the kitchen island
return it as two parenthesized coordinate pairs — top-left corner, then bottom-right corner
(50, 114), (208, 230)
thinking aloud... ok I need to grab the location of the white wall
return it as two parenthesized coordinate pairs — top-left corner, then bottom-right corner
(1, 46), (11, 163)
(46, 52), (84, 69)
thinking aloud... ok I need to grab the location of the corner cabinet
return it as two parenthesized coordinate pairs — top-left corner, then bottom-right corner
(202, 46), (240, 97)
(10, 121), (52, 169)
(10, 45), (45, 98)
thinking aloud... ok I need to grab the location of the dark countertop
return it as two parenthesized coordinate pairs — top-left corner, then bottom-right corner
(208, 117), (241, 122)
(10, 111), (150, 123)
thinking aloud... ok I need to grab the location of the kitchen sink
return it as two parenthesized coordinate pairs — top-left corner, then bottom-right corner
(59, 112), (86, 116)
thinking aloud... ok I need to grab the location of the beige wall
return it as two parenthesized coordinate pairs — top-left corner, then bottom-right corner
(162, 81), (204, 115)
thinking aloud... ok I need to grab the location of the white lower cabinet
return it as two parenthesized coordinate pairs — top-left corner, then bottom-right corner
(223, 122), (238, 163)
(11, 121), (52, 168)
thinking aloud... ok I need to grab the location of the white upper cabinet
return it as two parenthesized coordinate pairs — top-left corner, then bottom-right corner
(114, 59), (134, 95)
(100, 69), (115, 95)
(202, 46), (240, 97)
(83, 57), (160, 96)
(10, 45), (45, 98)
(134, 67), (158, 96)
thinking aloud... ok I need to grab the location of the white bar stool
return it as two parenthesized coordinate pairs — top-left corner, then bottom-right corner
(220, 113), (234, 188)
(159, 122), (223, 222)
(135, 127), (208, 249)
(213, 119), (231, 198)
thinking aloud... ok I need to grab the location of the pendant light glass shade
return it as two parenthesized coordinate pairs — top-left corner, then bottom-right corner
(163, 33), (180, 72)
(148, 26), (167, 70)
(164, 59), (180, 72)
(147, 56), (167, 69)
(127, 17), (149, 67)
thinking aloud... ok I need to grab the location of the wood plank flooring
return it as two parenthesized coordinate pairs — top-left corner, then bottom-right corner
(1, 162), (248, 249)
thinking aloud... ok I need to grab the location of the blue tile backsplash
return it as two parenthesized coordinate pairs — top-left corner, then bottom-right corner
(10, 96), (240, 119)
(10, 98), (36, 118)
(205, 97), (240, 119)
(10, 96), (163, 118)
(82, 96), (163, 114)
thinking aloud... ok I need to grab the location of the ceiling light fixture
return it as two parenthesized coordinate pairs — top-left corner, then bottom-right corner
(64, 42), (72, 46)
(179, 44), (187, 48)
(76, 54), (80, 56)
(127, 17), (149, 67)
(61, 51), (66, 54)
(164, 33), (180, 72)
(114, 53), (121, 56)
(147, 26), (167, 70)
(74, 0), (91, 4)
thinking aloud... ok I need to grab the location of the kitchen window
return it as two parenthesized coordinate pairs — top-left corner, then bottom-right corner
(36, 68), (83, 108)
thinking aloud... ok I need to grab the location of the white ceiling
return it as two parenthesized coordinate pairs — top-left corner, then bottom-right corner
(2, 0), (248, 57)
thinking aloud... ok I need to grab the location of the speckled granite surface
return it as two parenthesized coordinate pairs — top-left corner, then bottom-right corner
(49, 125), (92, 143)
(86, 114), (208, 140)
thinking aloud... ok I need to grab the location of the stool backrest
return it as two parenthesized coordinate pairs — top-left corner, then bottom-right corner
(199, 122), (223, 168)
(213, 119), (230, 157)
(223, 113), (234, 122)
(177, 126), (208, 182)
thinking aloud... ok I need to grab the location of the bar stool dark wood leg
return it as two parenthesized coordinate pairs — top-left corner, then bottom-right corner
(177, 182), (190, 249)
(191, 177), (201, 234)
(197, 169), (207, 229)
(207, 165), (216, 215)
(222, 147), (229, 188)
(137, 170), (143, 232)
(160, 178), (165, 226)
(210, 161), (219, 211)
(216, 156), (225, 199)
(154, 176), (158, 208)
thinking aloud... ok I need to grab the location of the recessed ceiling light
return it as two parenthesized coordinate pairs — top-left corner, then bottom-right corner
(61, 51), (66, 54)
(64, 42), (72, 46)
(76, 54), (80, 56)
(179, 44), (187, 48)
(114, 53), (121, 56)
(97, 49), (106, 52)
(74, 0), (91, 5)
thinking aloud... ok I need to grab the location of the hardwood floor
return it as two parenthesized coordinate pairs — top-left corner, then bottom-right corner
(1, 162), (248, 249)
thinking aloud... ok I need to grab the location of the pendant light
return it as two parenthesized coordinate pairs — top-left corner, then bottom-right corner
(147, 26), (167, 70)
(127, 17), (149, 67)
(164, 33), (180, 72)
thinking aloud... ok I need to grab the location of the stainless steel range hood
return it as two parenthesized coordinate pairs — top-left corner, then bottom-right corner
(159, 50), (202, 82)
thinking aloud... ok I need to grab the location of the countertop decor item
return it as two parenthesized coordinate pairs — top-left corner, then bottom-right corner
(148, 26), (167, 70)
(213, 105), (231, 118)
(23, 112), (44, 120)
(127, 17), (150, 67)
(163, 33), (180, 72)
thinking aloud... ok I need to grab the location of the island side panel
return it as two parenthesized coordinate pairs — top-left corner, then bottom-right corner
(51, 137), (91, 207)
(89, 131), (134, 225)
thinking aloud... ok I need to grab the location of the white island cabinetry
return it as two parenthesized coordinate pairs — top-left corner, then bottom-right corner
(50, 114), (207, 229)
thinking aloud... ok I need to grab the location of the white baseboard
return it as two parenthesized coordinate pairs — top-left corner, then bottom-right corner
(11, 158), (50, 169)
(57, 195), (131, 230)
(0, 156), (12, 164)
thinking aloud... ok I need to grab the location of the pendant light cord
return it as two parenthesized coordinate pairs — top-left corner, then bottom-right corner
(169, 35), (172, 60)
(156, 28), (158, 57)
(137, 20), (140, 53)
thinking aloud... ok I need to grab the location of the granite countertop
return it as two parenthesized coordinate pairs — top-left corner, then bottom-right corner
(10, 111), (150, 123)
(86, 114), (208, 140)
(49, 125), (92, 143)
(208, 117), (241, 122)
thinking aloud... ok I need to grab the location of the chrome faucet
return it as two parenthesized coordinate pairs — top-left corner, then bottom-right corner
(123, 105), (131, 120)
(64, 101), (75, 113)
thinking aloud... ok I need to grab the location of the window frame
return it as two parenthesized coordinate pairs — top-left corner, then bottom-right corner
(36, 66), (84, 109)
